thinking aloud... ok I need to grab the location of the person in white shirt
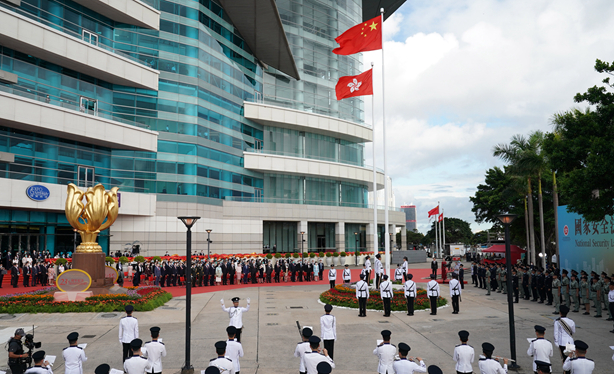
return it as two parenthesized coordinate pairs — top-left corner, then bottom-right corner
(562, 340), (594, 374)
(404, 273), (417, 315)
(328, 265), (337, 289)
(62, 332), (87, 374)
(301, 336), (334, 374)
(294, 328), (313, 374)
(320, 304), (337, 360)
(534, 361), (551, 374)
(449, 273), (462, 314)
(478, 343), (508, 374)
(124, 339), (152, 374)
(209, 341), (235, 374)
(427, 275), (440, 315)
(356, 274), (369, 317)
(24, 351), (52, 374)
(379, 275), (393, 317)
(402, 257), (409, 281)
(395, 264), (404, 282)
(119, 305), (139, 362)
(453, 330), (474, 374)
(224, 326), (243, 374)
(342, 264), (351, 285)
(553, 305), (575, 364)
(94, 364), (110, 374)
(221, 297), (250, 343)
(364, 256), (372, 284)
(393, 342), (426, 374)
(374, 254), (383, 289)
(527, 325), (553, 372)
(373, 330), (395, 374)
(143, 327), (166, 374)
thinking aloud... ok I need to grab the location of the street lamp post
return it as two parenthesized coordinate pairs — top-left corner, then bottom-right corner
(206, 229), (212, 259)
(497, 213), (520, 370)
(300, 231), (305, 257)
(178, 216), (200, 374)
(354, 232), (358, 266)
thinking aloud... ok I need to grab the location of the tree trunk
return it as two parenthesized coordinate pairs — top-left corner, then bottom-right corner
(553, 171), (560, 265)
(527, 178), (536, 265)
(524, 197), (530, 261)
(538, 177), (546, 269)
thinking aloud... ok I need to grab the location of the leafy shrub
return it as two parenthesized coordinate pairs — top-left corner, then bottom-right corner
(332, 252), (340, 257)
(134, 256), (145, 263)
(274, 253), (281, 259)
(340, 252), (347, 257)
(325, 252), (332, 257)
(309, 253), (316, 258)
(266, 254), (273, 259)
(284, 253), (291, 258)
(54, 258), (67, 266)
(105, 257), (115, 264)
(119, 256), (129, 264)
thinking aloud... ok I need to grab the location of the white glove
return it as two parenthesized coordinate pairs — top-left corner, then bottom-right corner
(247, 298), (251, 304)
(220, 298), (224, 304)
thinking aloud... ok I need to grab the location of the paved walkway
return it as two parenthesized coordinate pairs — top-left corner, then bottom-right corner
(0, 262), (612, 374)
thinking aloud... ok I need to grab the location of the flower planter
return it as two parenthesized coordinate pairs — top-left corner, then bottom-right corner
(325, 256), (332, 265)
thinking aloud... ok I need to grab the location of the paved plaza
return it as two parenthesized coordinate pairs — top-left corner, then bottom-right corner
(1, 263), (612, 374)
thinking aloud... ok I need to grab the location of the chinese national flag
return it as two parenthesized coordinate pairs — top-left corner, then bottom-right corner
(333, 16), (382, 55)
(438, 213), (443, 222)
(428, 206), (439, 217)
(335, 69), (373, 100)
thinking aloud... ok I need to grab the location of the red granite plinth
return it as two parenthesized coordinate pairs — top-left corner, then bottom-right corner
(72, 252), (114, 295)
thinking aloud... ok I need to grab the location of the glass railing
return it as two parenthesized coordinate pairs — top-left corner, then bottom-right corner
(224, 196), (402, 211)
(0, 83), (151, 130)
(244, 148), (374, 169)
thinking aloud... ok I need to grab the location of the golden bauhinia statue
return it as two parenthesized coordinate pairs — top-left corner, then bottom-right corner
(65, 183), (119, 253)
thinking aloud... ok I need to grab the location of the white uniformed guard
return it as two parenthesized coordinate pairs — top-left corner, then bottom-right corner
(427, 275), (440, 315)
(527, 325), (553, 372)
(143, 327), (166, 374)
(478, 342), (508, 374)
(294, 327), (313, 374)
(221, 297), (250, 343)
(554, 306), (575, 362)
(373, 330), (396, 374)
(24, 351), (52, 374)
(225, 326), (244, 374)
(562, 340), (594, 374)
(356, 274), (369, 317)
(453, 330), (474, 374)
(119, 305), (139, 362)
(124, 339), (152, 374)
(342, 265), (351, 284)
(404, 274), (417, 315)
(374, 254), (383, 289)
(94, 364), (110, 374)
(393, 342), (426, 374)
(209, 341), (235, 374)
(379, 275), (393, 317)
(365, 256), (372, 282)
(320, 304), (337, 360)
(395, 265), (404, 281)
(328, 265), (337, 289)
(449, 274), (462, 314)
(62, 332), (87, 374)
(302, 336), (335, 374)
(402, 257), (409, 281)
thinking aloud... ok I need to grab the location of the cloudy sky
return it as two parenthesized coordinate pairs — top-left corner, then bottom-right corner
(361, 0), (614, 233)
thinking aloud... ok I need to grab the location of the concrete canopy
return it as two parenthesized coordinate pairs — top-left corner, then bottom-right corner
(218, 0), (300, 80)
(362, 0), (407, 21)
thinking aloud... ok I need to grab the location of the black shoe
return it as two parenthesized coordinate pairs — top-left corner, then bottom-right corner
(538, 301), (544, 304)
(583, 312), (590, 315)
(546, 303), (552, 306)
(552, 311), (559, 314)
(594, 315), (602, 318)
(610, 330), (614, 333)
(514, 301), (519, 303)
(572, 310), (579, 313)
(607, 318), (613, 321)
(430, 313), (436, 315)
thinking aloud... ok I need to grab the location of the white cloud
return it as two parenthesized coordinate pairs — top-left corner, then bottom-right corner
(361, 0), (614, 234)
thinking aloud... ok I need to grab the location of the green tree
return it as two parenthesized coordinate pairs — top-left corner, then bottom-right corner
(471, 231), (489, 245)
(543, 59), (614, 221)
(406, 230), (425, 246)
(424, 217), (473, 245)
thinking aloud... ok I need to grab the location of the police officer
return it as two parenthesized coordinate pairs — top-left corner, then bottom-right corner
(327, 265), (337, 289)
(373, 330), (396, 374)
(8, 328), (28, 374)
(225, 326), (243, 374)
(527, 325), (553, 373)
(393, 343), (426, 374)
(453, 330), (474, 374)
(23, 351), (52, 374)
(379, 275), (393, 317)
(355, 274), (369, 317)
(294, 327), (313, 374)
(143, 327), (166, 374)
(478, 343), (508, 374)
(569, 274), (580, 312)
(62, 332), (87, 374)
(320, 304), (336, 360)
(449, 273), (461, 314)
(562, 340), (594, 374)
(124, 339), (152, 374)
(221, 297), (250, 343)
(427, 274), (440, 315)
(404, 273), (416, 316)
(119, 305), (139, 362)
(342, 264), (351, 285)
(209, 342), (233, 374)
(552, 273), (561, 314)
(302, 336), (334, 374)
(485, 266), (491, 295)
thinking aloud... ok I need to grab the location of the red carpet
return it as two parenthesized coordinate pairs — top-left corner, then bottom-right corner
(0, 267), (458, 298)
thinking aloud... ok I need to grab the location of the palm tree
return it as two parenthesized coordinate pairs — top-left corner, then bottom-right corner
(493, 135), (538, 265)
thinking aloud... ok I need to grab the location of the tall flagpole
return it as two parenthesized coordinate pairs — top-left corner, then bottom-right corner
(371, 62), (378, 257)
(437, 201), (440, 256)
(434, 213), (438, 258)
(380, 8), (390, 278)
(442, 209), (446, 254)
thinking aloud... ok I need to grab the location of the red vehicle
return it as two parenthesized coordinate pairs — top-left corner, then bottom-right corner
(481, 244), (525, 264)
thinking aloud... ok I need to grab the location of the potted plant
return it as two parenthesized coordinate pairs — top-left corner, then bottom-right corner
(292, 253), (300, 259)
(332, 251), (340, 265)
(266, 253), (273, 260)
(119, 256), (129, 264)
(309, 252), (316, 259)
(285, 253), (291, 259)
(274, 253), (282, 259)
(339, 251), (347, 265)
(318, 252), (324, 258)
(134, 255), (146, 263)
(325, 252), (332, 265)
(152, 256), (162, 262)
(105, 256), (115, 264)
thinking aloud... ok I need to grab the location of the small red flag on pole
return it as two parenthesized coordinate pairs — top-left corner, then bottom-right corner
(333, 16), (383, 55)
(428, 206), (439, 217)
(335, 69), (373, 100)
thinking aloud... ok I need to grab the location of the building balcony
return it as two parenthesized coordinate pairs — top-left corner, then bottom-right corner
(0, 89), (158, 152)
(244, 101), (372, 143)
(243, 151), (384, 191)
(0, 7), (159, 90)
(71, 0), (160, 30)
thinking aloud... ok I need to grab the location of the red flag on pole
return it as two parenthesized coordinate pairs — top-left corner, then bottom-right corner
(438, 213), (443, 222)
(335, 69), (373, 100)
(428, 206), (439, 217)
(333, 16), (383, 55)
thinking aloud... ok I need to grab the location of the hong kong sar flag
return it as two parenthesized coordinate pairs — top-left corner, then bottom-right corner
(335, 69), (373, 100)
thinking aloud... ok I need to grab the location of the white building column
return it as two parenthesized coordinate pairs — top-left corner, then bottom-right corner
(335, 221), (345, 253)
(390, 224), (397, 249)
(400, 226), (408, 250)
(366, 223), (375, 253)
